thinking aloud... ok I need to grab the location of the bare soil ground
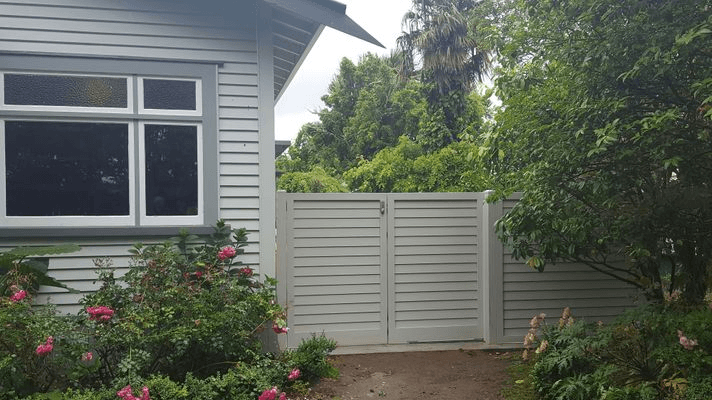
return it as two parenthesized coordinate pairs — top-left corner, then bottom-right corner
(304, 350), (512, 400)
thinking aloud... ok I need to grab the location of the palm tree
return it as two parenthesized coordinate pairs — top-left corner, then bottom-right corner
(397, 0), (490, 95)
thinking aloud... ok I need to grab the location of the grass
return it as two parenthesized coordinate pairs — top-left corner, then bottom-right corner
(500, 352), (537, 400)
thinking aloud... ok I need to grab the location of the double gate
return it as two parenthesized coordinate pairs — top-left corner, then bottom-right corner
(276, 193), (484, 348)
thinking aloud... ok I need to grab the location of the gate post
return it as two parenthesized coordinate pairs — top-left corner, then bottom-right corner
(480, 191), (505, 345)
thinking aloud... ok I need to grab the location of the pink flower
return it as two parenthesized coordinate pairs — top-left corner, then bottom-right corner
(272, 324), (289, 334)
(288, 368), (301, 381)
(195, 270), (203, 278)
(116, 385), (150, 400)
(217, 246), (236, 260)
(35, 336), (54, 356)
(279, 393), (287, 400)
(239, 267), (253, 277)
(81, 352), (93, 362)
(258, 387), (279, 400)
(10, 289), (27, 302)
(87, 306), (115, 321)
(677, 330), (698, 350)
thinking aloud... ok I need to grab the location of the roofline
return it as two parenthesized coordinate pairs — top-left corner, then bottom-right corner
(264, 0), (384, 48)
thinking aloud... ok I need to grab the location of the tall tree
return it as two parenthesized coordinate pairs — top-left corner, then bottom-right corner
(397, 0), (491, 141)
(487, 0), (712, 304)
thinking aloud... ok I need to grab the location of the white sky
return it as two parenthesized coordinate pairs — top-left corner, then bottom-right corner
(274, 0), (414, 142)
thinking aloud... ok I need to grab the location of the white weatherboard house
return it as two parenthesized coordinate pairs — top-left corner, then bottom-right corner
(0, 0), (380, 312)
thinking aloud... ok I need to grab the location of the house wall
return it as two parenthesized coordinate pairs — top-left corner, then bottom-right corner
(0, 0), (268, 313)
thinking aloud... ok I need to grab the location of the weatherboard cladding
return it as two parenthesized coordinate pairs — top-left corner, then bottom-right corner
(500, 199), (639, 340)
(0, 0), (264, 313)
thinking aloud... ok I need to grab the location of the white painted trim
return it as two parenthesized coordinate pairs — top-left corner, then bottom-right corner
(138, 121), (204, 226)
(137, 77), (202, 117)
(257, 2), (277, 281)
(0, 119), (135, 227)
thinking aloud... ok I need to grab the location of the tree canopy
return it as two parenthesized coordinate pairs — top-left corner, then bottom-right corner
(486, 0), (712, 304)
(277, 51), (491, 192)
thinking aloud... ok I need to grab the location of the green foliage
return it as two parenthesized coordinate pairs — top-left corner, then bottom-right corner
(0, 302), (94, 398)
(1, 245), (80, 296)
(283, 334), (338, 384)
(79, 221), (283, 385)
(277, 166), (348, 193)
(344, 136), (489, 192)
(487, 0), (712, 304)
(0, 222), (342, 400)
(528, 306), (712, 400)
(277, 52), (492, 192)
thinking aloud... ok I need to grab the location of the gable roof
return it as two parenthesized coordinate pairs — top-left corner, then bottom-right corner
(267, 0), (383, 100)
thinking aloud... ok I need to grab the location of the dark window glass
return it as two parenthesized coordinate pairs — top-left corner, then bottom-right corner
(4, 74), (127, 108)
(5, 121), (129, 216)
(143, 79), (196, 110)
(144, 124), (198, 216)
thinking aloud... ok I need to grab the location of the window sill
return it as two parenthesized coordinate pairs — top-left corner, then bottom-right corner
(0, 225), (217, 239)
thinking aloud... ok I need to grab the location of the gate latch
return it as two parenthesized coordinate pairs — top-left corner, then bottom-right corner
(380, 200), (385, 214)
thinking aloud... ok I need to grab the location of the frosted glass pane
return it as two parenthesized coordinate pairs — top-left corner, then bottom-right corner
(4, 74), (127, 108)
(144, 124), (198, 216)
(143, 79), (196, 110)
(4, 121), (130, 216)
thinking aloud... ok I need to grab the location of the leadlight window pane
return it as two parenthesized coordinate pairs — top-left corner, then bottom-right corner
(4, 74), (127, 108)
(144, 124), (198, 216)
(143, 79), (196, 110)
(4, 121), (130, 216)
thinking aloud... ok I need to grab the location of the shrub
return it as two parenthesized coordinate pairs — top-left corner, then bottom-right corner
(284, 334), (338, 383)
(79, 221), (286, 386)
(0, 221), (332, 400)
(528, 305), (712, 400)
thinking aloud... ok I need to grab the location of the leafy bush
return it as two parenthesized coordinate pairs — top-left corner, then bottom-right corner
(527, 305), (712, 400)
(78, 221), (286, 386)
(284, 334), (338, 383)
(0, 221), (342, 400)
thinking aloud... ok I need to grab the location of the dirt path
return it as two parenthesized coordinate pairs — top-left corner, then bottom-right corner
(305, 350), (512, 400)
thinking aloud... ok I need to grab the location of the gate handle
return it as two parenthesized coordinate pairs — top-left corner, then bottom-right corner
(380, 200), (385, 214)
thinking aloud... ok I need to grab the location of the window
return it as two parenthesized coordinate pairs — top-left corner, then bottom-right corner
(0, 58), (216, 228)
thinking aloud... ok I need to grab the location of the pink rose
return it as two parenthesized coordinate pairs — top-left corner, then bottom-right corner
(279, 392), (287, 400)
(81, 352), (93, 362)
(258, 387), (279, 400)
(87, 306), (115, 321)
(272, 324), (289, 334)
(10, 289), (27, 302)
(288, 368), (301, 381)
(239, 267), (253, 277)
(217, 246), (237, 260)
(35, 336), (54, 356)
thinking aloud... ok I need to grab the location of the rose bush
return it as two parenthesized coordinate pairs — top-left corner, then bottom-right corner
(1, 221), (338, 400)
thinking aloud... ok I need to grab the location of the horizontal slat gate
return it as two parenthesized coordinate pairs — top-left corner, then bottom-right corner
(279, 193), (483, 348)
(283, 194), (388, 347)
(388, 193), (482, 343)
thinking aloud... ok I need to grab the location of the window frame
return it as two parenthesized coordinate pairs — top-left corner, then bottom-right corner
(0, 55), (218, 230)
(138, 77), (202, 116)
(0, 72), (133, 114)
(138, 121), (204, 226)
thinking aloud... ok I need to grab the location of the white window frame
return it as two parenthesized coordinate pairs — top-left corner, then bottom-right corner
(0, 72), (133, 114)
(138, 121), (204, 226)
(138, 77), (202, 116)
(0, 67), (208, 228)
(0, 119), (136, 227)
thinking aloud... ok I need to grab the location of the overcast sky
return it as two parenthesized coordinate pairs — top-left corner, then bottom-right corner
(274, 0), (413, 142)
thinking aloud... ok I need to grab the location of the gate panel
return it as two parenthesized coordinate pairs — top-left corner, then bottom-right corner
(387, 193), (482, 343)
(281, 193), (388, 347)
